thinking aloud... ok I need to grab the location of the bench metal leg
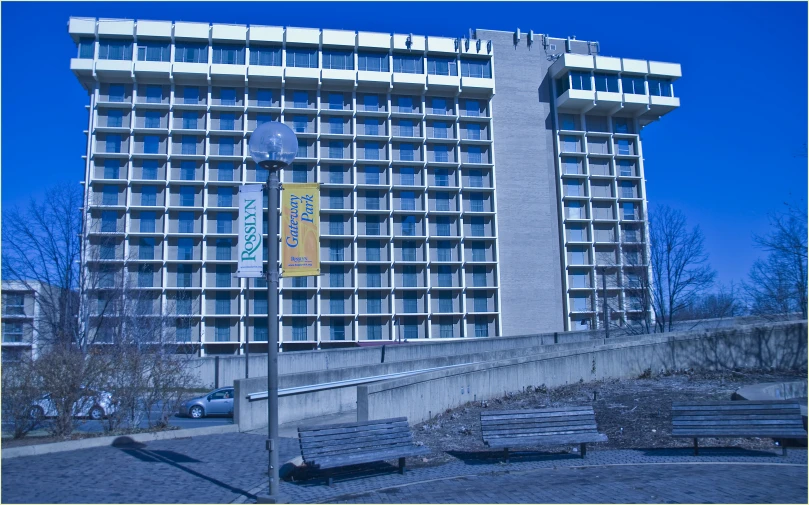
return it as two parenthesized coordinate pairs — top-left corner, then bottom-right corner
(327, 476), (333, 487)
(693, 438), (699, 456)
(580, 443), (587, 458)
(399, 457), (406, 475)
(782, 445), (787, 457)
(504, 448), (509, 464)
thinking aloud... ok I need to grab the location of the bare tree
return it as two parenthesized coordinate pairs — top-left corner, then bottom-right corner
(649, 205), (716, 333)
(676, 282), (746, 322)
(0, 356), (44, 439)
(745, 203), (808, 319)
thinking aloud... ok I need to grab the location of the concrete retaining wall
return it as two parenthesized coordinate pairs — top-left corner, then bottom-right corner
(357, 321), (808, 424)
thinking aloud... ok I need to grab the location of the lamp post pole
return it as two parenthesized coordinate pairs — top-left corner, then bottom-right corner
(248, 122), (297, 504)
(601, 267), (609, 339)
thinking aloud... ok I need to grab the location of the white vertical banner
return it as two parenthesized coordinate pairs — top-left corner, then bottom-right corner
(236, 184), (265, 278)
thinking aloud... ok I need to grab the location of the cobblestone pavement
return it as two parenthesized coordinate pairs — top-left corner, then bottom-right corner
(1, 432), (806, 504)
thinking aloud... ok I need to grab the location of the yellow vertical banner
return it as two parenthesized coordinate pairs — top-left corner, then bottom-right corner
(282, 183), (320, 277)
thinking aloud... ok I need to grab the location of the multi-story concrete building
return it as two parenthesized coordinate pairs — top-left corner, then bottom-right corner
(1, 281), (54, 361)
(68, 19), (679, 355)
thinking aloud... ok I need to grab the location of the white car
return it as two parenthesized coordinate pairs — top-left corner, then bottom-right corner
(29, 390), (116, 421)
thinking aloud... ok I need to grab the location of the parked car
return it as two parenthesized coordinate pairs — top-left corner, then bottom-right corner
(178, 387), (234, 419)
(29, 389), (116, 421)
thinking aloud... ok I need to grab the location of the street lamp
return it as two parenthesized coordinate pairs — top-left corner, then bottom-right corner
(248, 121), (297, 503)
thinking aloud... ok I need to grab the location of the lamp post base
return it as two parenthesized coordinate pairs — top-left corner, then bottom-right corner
(256, 494), (281, 504)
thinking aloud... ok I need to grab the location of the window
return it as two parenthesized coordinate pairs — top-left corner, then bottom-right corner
(436, 192), (451, 211)
(250, 46), (282, 66)
(292, 91), (308, 108)
(255, 89), (273, 107)
(624, 227), (638, 242)
(434, 145), (448, 163)
(104, 160), (119, 179)
(366, 241), (381, 261)
(216, 213), (232, 234)
(329, 216), (344, 236)
(78, 38), (94, 59)
(176, 265), (192, 288)
(431, 98), (448, 115)
(648, 78), (672, 97)
(365, 215), (380, 235)
(181, 137), (196, 155)
(176, 237), (193, 260)
(178, 212), (194, 233)
(106, 134), (122, 153)
(219, 113), (235, 131)
(616, 139), (631, 155)
(570, 249), (586, 265)
(138, 42), (170, 62)
(469, 194), (485, 212)
(399, 120), (414, 137)
(181, 161), (196, 181)
(468, 170), (483, 188)
(622, 75), (645, 95)
(460, 58), (491, 78)
(473, 267), (487, 287)
(402, 292), (418, 313)
(366, 265), (381, 287)
(218, 138), (235, 156)
(330, 319), (346, 340)
(562, 136), (578, 153)
(291, 277), (307, 288)
(398, 96), (414, 113)
(621, 181), (635, 198)
(436, 216), (451, 236)
(256, 114), (272, 127)
(329, 141), (344, 159)
(182, 87), (199, 105)
(366, 293), (382, 314)
(427, 57), (457, 76)
(437, 241), (452, 262)
(176, 44), (208, 63)
(215, 292), (231, 315)
(102, 186), (119, 206)
(139, 211), (156, 233)
(323, 50), (353, 70)
(400, 167), (415, 186)
(474, 294), (488, 312)
(329, 244), (344, 261)
(138, 264), (154, 288)
(291, 292), (308, 314)
(439, 292), (453, 313)
(403, 320), (419, 339)
(330, 296), (345, 315)
(291, 164), (307, 183)
(467, 146), (482, 164)
(393, 54), (423, 74)
(613, 118), (631, 134)
(108, 110), (123, 128)
(471, 242), (486, 262)
(328, 93), (344, 110)
(218, 187), (234, 208)
(141, 186), (157, 206)
(144, 111), (160, 129)
(215, 319), (230, 341)
(434, 169), (449, 187)
(358, 53), (389, 72)
(101, 240), (116, 259)
(145, 85), (162, 103)
(101, 211), (118, 232)
(212, 45), (245, 65)
(465, 100), (480, 117)
(365, 167), (380, 185)
(568, 226), (585, 242)
(139, 237), (155, 260)
(474, 321), (489, 337)
(466, 123), (481, 140)
(296, 139), (308, 158)
(329, 190), (343, 210)
(471, 217), (485, 237)
(433, 122), (448, 139)
(182, 112), (198, 130)
(136, 297), (154, 316)
(366, 319), (382, 340)
(144, 135), (160, 154)
(292, 321), (307, 341)
(563, 157), (579, 175)
(286, 49), (318, 68)
(437, 265), (452, 287)
(220, 88), (236, 106)
(363, 94), (380, 111)
(218, 162), (234, 182)
(400, 191), (416, 211)
(566, 180), (581, 197)
(179, 186), (195, 207)
(364, 142), (380, 160)
(98, 39), (132, 60)
(622, 202), (636, 220)
(364, 118), (379, 136)
(402, 241), (417, 261)
(402, 215), (416, 236)
(215, 264), (231, 288)
(325, 117), (344, 135)
(176, 320), (192, 342)
(570, 72), (592, 91)
(594, 73), (619, 93)
(400, 144), (415, 161)
(3, 322), (24, 343)
(108, 84), (125, 102)
(253, 319), (268, 341)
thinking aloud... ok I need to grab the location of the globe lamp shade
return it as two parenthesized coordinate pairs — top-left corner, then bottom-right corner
(248, 121), (298, 168)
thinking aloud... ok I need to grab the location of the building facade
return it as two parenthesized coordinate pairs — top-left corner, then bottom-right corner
(68, 18), (679, 355)
(2, 281), (48, 361)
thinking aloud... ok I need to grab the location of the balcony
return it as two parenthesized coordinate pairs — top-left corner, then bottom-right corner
(134, 61), (171, 78)
(556, 88), (596, 112)
(96, 60), (133, 79)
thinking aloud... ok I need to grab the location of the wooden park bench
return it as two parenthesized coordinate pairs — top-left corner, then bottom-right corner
(481, 406), (607, 462)
(298, 417), (429, 485)
(672, 400), (807, 455)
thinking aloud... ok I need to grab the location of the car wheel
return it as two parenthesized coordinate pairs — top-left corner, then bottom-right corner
(29, 406), (44, 421)
(89, 406), (105, 421)
(189, 405), (204, 419)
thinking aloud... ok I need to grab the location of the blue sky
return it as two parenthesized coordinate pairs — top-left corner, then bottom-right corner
(2, 1), (807, 288)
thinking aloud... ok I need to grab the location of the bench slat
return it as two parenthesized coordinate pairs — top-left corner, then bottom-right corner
(674, 419), (804, 427)
(309, 446), (430, 470)
(301, 433), (414, 453)
(672, 413), (803, 421)
(485, 433), (608, 448)
(482, 410), (594, 421)
(299, 420), (409, 438)
(482, 406), (594, 416)
(672, 403), (801, 411)
(304, 441), (417, 459)
(673, 409), (801, 417)
(482, 418), (596, 428)
(484, 424), (598, 436)
(300, 424), (410, 440)
(673, 431), (808, 438)
(485, 427), (599, 438)
(298, 417), (408, 433)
